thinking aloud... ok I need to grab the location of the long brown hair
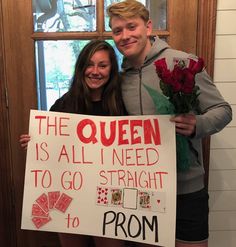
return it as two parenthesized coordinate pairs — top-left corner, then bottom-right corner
(64, 40), (125, 115)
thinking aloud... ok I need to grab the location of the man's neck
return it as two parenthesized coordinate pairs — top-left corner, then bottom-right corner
(128, 39), (152, 69)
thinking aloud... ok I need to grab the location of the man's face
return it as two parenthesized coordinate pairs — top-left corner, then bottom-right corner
(110, 16), (152, 61)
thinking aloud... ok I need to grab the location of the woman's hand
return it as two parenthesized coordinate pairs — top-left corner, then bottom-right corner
(19, 134), (31, 150)
(170, 113), (196, 137)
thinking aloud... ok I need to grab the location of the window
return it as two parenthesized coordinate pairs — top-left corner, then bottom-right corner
(33, 0), (167, 110)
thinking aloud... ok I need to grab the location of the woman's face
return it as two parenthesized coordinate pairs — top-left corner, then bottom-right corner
(84, 49), (112, 101)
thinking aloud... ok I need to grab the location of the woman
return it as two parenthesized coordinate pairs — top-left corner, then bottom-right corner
(20, 40), (126, 247)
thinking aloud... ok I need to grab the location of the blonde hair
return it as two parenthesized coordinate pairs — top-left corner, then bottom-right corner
(107, 0), (150, 27)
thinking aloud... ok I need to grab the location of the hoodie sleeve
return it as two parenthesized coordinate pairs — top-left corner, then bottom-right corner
(193, 70), (232, 138)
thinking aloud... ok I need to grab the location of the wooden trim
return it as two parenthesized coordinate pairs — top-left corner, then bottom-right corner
(196, 0), (217, 188)
(196, 0), (217, 77)
(97, 0), (104, 35)
(32, 31), (102, 40)
(2, 0), (38, 245)
(31, 31), (170, 41)
(168, 0), (198, 53)
(0, 0), (16, 245)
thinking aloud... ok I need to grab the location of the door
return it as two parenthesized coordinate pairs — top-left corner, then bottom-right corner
(0, 0), (216, 246)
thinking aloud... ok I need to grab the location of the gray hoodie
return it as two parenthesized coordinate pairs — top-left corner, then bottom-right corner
(121, 36), (232, 195)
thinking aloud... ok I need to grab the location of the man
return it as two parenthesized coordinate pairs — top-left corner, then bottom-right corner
(107, 1), (232, 247)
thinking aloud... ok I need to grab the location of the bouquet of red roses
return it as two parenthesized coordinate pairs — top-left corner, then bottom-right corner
(144, 57), (204, 171)
(154, 57), (204, 113)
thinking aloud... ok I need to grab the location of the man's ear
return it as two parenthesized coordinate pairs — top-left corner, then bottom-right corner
(146, 19), (153, 36)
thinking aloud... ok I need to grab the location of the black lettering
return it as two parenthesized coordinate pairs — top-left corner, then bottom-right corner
(128, 214), (141, 238)
(142, 216), (158, 242)
(115, 212), (128, 237)
(103, 211), (116, 235)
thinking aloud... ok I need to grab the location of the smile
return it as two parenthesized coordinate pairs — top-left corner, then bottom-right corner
(121, 41), (136, 48)
(88, 77), (102, 80)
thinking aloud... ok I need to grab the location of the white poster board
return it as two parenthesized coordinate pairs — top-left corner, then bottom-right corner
(21, 110), (176, 246)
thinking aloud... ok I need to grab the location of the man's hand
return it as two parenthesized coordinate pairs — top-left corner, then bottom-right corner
(170, 114), (196, 137)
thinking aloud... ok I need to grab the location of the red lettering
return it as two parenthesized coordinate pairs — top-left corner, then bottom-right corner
(66, 214), (80, 228)
(31, 170), (52, 188)
(58, 145), (93, 164)
(76, 118), (161, 146)
(36, 142), (49, 161)
(100, 121), (116, 146)
(98, 170), (168, 190)
(58, 145), (69, 163)
(112, 147), (159, 167)
(112, 149), (124, 166)
(59, 117), (70, 136)
(61, 171), (83, 190)
(99, 170), (108, 185)
(146, 148), (159, 166)
(135, 148), (145, 166)
(130, 120), (142, 144)
(125, 148), (135, 166)
(155, 172), (168, 189)
(77, 119), (98, 144)
(144, 119), (161, 145)
(117, 170), (126, 186)
(35, 115), (46, 134)
(34, 115), (70, 136)
(118, 120), (129, 145)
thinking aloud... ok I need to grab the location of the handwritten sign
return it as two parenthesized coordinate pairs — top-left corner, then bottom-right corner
(21, 110), (176, 246)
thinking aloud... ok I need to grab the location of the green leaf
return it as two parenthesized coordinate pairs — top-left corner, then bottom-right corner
(143, 84), (175, 114)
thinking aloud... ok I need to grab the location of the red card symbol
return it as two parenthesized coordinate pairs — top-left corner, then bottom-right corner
(36, 193), (49, 213)
(32, 204), (49, 217)
(55, 193), (73, 213)
(96, 187), (109, 205)
(32, 216), (51, 229)
(48, 191), (60, 209)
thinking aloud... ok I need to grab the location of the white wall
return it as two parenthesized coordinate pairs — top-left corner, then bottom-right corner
(209, 0), (236, 246)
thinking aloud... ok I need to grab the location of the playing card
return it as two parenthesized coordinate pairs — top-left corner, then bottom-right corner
(123, 188), (138, 209)
(110, 188), (123, 206)
(36, 193), (49, 213)
(54, 193), (73, 213)
(96, 187), (109, 206)
(151, 191), (166, 213)
(138, 191), (151, 210)
(32, 216), (51, 229)
(48, 191), (60, 209)
(32, 203), (49, 217)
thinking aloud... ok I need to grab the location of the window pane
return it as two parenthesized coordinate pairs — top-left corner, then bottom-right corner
(104, 0), (167, 31)
(35, 40), (123, 110)
(148, 0), (167, 30)
(35, 40), (89, 110)
(32, 0), (96, 32)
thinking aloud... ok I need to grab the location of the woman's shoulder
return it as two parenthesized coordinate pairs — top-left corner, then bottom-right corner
(49, 92), (70, 112)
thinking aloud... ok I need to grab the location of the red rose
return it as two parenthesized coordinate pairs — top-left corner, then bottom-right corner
(172, 80), (182, 92)
(154, 58), (168, 72)
(182, 69), (195, 94)
(172, 65), (184, 82)
(154, 57), (203, 113)
(188, 58), (204, 74)
(161, 70), (173, 85)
